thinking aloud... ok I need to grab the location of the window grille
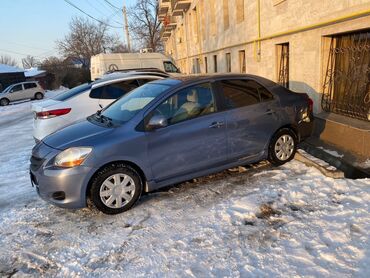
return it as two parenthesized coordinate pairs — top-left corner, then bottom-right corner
(322, 31), (370, 121)
(277, 43), (289, 89)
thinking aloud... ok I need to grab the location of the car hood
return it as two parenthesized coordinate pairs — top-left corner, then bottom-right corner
(43, 120), (114, 150)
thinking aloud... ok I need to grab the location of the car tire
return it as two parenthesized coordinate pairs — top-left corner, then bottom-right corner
(268, 128), (297, 166)
(89, 163), (143, 214)
(35, 92), (43, 100)
(0, 98), (9, 106)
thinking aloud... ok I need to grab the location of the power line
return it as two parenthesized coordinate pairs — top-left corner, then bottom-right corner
(63, 0), (123, 29)
(0, 48), (54, 59)
(102, 0), (122, 11)
(1, 41), (51, 52)
(85, 0), (123, 26)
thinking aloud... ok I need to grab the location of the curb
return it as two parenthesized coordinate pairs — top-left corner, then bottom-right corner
(298, 142), (369, 179)
(295, 151), (344, 179)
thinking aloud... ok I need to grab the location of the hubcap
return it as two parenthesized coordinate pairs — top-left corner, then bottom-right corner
(99, 174), (135, 209)
(274, 134), (294, 161)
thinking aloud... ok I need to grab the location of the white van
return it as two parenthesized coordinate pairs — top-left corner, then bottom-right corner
(90, 52), (180, 80)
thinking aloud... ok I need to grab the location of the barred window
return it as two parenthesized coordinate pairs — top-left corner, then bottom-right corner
(322, 31), (370, 121)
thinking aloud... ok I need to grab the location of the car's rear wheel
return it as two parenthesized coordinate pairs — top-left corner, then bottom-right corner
(35, 92), (43, 100)
(268, 128), (297, 166)
(90, 163), (143, 214)
(0, 98), (9, 106)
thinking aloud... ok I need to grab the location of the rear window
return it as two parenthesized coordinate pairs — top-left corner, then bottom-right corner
(90, 80), (140, 99)
(53, 83), (91, 101)
(24, 83), (37, 89)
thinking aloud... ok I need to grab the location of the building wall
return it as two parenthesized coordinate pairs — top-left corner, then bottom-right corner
(162, 0), (370, 114)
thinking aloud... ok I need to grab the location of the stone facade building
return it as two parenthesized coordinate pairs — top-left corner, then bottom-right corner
(159, 0), (370, 157)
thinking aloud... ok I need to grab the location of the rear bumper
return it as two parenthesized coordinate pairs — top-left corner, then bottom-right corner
(297, 115), (314, 142)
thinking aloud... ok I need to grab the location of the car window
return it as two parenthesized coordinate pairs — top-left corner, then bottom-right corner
(219, 79), (263, 109)
(53, 83), (91, 101)
(163, 61), (179, 73)
(90, 80), (140, 99)
(24, 83), (37, 89)
(101, 83), (170, 124)
(259, 86), (274, 101)
(152, 82), (215, 125)
(138, 78), (158, 85)
(10, 84), (23, 93)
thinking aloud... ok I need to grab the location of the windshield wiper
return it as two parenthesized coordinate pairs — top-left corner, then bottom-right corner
(99, 114), (113, 127)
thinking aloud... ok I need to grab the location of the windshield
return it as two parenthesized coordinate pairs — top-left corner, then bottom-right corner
(2, 85), (13, 93)
(100, 83), (170, 124)
(53, 83), (91, 101)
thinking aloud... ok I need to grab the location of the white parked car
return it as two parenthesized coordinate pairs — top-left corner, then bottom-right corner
(32, 72), (167, 142)
(0, 81), (44, 106)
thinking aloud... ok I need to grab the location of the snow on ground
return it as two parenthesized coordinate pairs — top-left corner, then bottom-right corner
(317, 147), (344, 158)
(0, 97), (369, 277)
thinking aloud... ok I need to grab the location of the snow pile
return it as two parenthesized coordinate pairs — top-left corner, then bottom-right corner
(24, 67), (46, 78)
(0, 100), (369, 277)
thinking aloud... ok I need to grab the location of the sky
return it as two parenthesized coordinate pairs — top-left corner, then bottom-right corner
(0, 0), (136, 68)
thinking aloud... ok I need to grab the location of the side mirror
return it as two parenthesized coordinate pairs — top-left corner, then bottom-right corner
(147, 115), (168, 130)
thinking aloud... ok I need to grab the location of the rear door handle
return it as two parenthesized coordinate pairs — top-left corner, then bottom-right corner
(209, 121), (224, 128)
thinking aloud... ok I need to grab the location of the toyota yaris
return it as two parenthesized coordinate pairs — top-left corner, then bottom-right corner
(30, 74), (314, 214)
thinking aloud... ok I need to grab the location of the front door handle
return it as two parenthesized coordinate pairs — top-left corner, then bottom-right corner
(209, 121), (224, 128)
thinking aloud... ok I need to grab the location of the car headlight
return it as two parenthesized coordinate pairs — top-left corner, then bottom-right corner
(54, 147), (92, 168)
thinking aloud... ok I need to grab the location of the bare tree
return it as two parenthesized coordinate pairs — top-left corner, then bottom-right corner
(57, 17), (124, 68)
(22, 55), (39, 69)
(0, 54), (18, 67)
(128, 0), (163, 52)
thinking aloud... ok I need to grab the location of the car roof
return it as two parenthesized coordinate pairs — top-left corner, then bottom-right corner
(91, 73), (165, 88)
(151, 73), (278, 88)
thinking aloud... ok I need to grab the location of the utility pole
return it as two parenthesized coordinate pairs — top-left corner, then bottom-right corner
(123, 2), (131, 52)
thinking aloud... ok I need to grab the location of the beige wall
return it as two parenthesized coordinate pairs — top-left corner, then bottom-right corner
(162, 0), (370, 114)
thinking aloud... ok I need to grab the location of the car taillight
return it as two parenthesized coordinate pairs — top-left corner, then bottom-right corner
(36, 108), (71, 119)
(308, 97), (314, 112)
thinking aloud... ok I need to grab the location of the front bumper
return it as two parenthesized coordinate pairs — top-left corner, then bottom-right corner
(30, 142), (96, 209)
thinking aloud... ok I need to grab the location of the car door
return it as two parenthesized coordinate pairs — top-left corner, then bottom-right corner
(217, 79), (281, 161)
(145, 82), (228, 182)
(8, 84), (24, 101)
(97, 79), (140, 108)
(23, 82), (37, 99)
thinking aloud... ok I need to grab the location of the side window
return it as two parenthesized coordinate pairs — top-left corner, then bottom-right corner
(259, 86), (274, 101)
(152, 82), (215, 126)
(90, 86), (104, 99)
(219, 79), (260, 109)
(163, 61), (179, 73)
(24, 83), (37, 89)
(10, 84), (23, 93)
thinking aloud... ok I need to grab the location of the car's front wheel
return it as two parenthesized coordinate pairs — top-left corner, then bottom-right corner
(268, 128), (297, 166)
(90, 163), (143, 214)
(0, 98), (9, 106)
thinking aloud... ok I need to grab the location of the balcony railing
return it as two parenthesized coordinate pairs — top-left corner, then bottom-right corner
(170, 0), (191, 16)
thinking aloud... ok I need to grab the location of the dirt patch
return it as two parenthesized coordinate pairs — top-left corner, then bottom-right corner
(256, 204), (281, 219)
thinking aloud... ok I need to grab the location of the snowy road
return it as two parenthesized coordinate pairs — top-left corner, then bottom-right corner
(0, 98), (369, 277)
